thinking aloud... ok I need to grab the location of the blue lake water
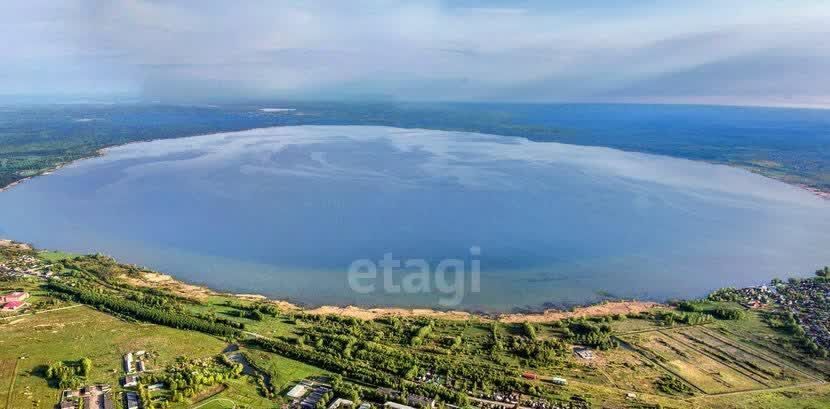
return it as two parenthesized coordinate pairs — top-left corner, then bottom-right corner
(2, 125), (830, 311)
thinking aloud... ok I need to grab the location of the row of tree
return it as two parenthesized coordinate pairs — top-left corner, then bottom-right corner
(47, 280), (239, 337)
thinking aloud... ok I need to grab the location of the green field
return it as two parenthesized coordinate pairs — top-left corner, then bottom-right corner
(192, 398), (237, 409)
(0, 306), (228, 409)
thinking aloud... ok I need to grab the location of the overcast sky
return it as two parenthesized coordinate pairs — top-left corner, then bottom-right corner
(2, 0), (829, 106)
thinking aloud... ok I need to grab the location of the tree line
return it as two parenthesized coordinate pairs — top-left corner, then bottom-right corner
(47, 280), (239, 337)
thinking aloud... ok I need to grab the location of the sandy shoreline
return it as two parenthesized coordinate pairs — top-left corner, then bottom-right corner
(117, 269), (660, 323)
(5, 235), (662, 322)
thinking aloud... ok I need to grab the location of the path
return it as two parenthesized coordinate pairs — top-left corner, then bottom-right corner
(190, 397), (237, 409)
(0, 304), (82, 321)
(4, 358), (21, 409)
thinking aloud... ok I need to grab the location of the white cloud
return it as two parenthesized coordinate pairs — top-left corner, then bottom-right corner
(1, 0), (829, 104)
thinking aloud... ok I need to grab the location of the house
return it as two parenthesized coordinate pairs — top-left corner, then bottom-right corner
(124, 392), (140, 409)
(327, 398), (354, 409)
(122, 375), (138, 387)
(1, 301), (25, 311)
(299, 385), (332, 409)
(123, 353), (134, 373)
(60, 384), (112, 409)
(406, 394), (435, 409)
(287, 384), (308, 398)
(0, 291), (29, 303)
(551, 377), (568, 385)
(136, 360), (146, 372)
(573, 346), (594, 360)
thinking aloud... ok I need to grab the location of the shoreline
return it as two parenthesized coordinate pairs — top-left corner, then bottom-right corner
(0, 239), (663, 323)
(0, 148), (106, 193)
(1, 125), (829, 200)
(116, 268), (663, 323)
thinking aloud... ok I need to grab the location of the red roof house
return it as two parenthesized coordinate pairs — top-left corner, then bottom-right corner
(1, 291), (29, 303)
(1, 301), (25, 311)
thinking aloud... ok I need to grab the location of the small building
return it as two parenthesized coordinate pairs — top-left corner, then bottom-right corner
(123, 353), (134, 373)
(573, 346), (594, 360)
(1, 301), (25, 311)
(148, 383), (164, 391)
(406, 394), (435, 409)
(60, 384), (112, 409)
(358, 404), (372, 409)
(626, 392), (637, 400)
(522, 372), (537, 380)
(328, 398), (354, 409)
(551, 377), (568, 386)
(125, 392), (140, 409)
(384, 403), (417, 409)
(1, 291), (29, 303)
(287, 384), (309, 399)
(136, 360), (146, 372)
(122, 375), (138, 388)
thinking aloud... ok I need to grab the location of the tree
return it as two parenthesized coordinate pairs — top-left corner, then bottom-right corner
(522, 322), (537, 340)
(80, 357), (92, 377)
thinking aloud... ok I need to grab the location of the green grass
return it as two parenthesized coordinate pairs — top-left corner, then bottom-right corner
(243, 347), (328, 393)
(709, 310), (830, 377)
(191, 397), (237, 409)
(0, 305), (229, 409)
(199, 378), (275, 409)
(36, 250), (77, 263)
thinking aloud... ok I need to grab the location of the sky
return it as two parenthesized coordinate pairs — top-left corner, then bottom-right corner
(1, 0), (829, 106)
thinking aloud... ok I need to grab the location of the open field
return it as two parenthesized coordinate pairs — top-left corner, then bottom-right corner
(0, 306), (229, 409)
(707, 310), (830, 378)
(242, 347), (329, 393)
(35, 250), (76, 264)
(170, 378), (274, 409)
(624, 329), (768, 394)
(192, 397), (237, 409)
(618, 320), (825, 399)
(0, 358), (19, 409)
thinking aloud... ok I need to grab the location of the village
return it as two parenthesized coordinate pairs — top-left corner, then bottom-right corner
(0, 251), (55, 313)
(709, 275), (830, 356)
(0, 248), (69, 316)
(775, 277), (830, 351)
(0, 252), (55, 280)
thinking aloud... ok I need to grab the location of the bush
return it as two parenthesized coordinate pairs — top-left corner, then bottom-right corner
(712, 307), (746, 320)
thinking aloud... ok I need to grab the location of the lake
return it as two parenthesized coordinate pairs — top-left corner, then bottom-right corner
(2, 125), (830, 311)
